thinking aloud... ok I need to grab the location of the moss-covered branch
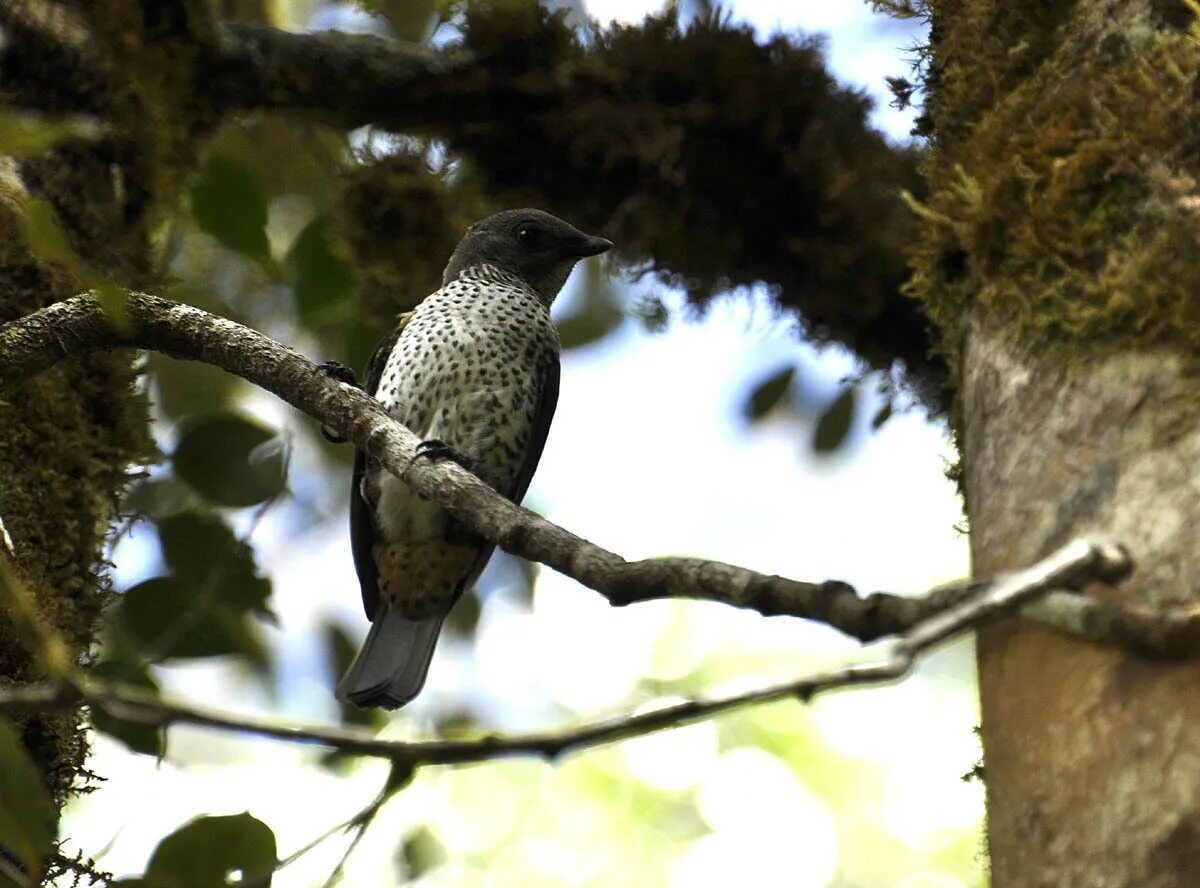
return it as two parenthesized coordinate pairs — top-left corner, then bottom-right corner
(3, 0), (947, 410)
(201, 11), (941, 396)
(209, 22), (472, 129)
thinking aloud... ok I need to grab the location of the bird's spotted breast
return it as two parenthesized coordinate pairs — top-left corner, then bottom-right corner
(371, 264), (558, 545)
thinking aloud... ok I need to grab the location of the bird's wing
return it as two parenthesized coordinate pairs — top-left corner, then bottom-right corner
(351, 312), (411, 620)
(443, 351), (561, 593)
(509, 352), (561, 505)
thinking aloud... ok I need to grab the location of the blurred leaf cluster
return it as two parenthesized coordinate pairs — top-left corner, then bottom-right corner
(741, 360), (902, 455)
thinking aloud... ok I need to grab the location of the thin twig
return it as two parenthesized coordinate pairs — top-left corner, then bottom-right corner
(0, 539), (1132, 769)
(0, 854), (31, 888)
(239, 778), (391, 888)
(319, 805), (377, 888)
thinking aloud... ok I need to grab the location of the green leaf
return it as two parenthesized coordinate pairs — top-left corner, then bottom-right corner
(89, 661), (165, 758)
(115, 576), (267, 663)
(743, 365), (795, 421)
(401, 826), (446, 878)
(0, 719), (56, 878)
(0, 112), (105, 156)
(156, 512), (272, 617)
(443, 589), (482, 638)
(871, 399), (894, 430)
(158, 511), (252, 578)
(172, 413), (286, 508)
(286, 214), (357, 324)
(556, 307), (623, 349)
(149, 354), (241, 420)
(189, 154), (271, 261)
(122, 813), (277, 888)
(122, 477), (194, 522)
(19, 197), (82, 272)
(105, 511), (274, 666)
(813, 386), (857, 453)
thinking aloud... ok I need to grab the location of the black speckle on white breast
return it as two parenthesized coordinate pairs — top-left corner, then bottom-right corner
(372, 264), (560, 542)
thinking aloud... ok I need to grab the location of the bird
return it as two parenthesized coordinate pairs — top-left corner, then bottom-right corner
(337, 208), (612, 709)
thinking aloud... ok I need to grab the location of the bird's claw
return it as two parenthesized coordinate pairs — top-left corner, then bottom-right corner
(320, 360), (361, 389)
(412, 439), (474, 471)
(319, 361), (361, 444)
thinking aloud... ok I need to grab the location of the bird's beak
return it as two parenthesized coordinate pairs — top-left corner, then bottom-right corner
(573, 234), (614, 257)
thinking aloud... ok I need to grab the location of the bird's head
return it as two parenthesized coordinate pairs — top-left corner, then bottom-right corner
(442, 209), (613, 301)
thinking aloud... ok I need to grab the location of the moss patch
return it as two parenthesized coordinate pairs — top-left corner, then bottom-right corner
(334, 154), (481, 321)
(909, 3), (1200, 389)
(0, 191), (152, 807)
(449, 5), (940, 395)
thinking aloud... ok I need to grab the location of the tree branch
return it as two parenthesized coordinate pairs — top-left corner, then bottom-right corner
(0, 291), (948, 642)
(208, 22), (473, 131)
(0, 291), (1172, 657)
(0, 1), (105, 115)
(199, 16), (944, 395)
(0, 538), (1132, 766)
(4, 11), (945, 392)
(1021, 591), (1200, 658)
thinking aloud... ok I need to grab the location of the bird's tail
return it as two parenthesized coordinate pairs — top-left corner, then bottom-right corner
(336, 603), (445, 710)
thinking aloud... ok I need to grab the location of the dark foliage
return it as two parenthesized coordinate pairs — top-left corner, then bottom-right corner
(454, 5), (941, 397)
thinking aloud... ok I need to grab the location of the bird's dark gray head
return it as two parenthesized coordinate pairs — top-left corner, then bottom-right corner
(442, 209), (612, 301)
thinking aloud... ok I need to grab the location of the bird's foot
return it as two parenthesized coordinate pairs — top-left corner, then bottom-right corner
(320, 360), (361, 389)
(319, 361), (361, 444)
(412, 439), (475, 472)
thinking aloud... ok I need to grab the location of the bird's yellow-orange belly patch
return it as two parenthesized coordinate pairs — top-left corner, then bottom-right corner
(373, 540), (478, 619)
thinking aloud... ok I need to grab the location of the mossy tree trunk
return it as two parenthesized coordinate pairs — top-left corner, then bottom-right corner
(0, 176), (150, 811)
(0, 0), (210, 825)
(913, 1), (1200, 883)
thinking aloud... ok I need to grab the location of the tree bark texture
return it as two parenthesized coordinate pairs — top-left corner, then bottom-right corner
(0, 157), (150, 811)
(964, 320), (1200, 887)
(0, 0), (209, 814)
(913, 1), (1200, 884)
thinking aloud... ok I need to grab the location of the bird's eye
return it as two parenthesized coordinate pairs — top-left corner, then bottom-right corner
(517, 226), (545, 249)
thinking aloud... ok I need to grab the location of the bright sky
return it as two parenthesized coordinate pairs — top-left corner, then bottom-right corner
(61, 3), (981, 886)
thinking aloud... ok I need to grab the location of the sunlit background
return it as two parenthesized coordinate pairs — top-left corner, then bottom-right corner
(59, 1), (982, 885)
